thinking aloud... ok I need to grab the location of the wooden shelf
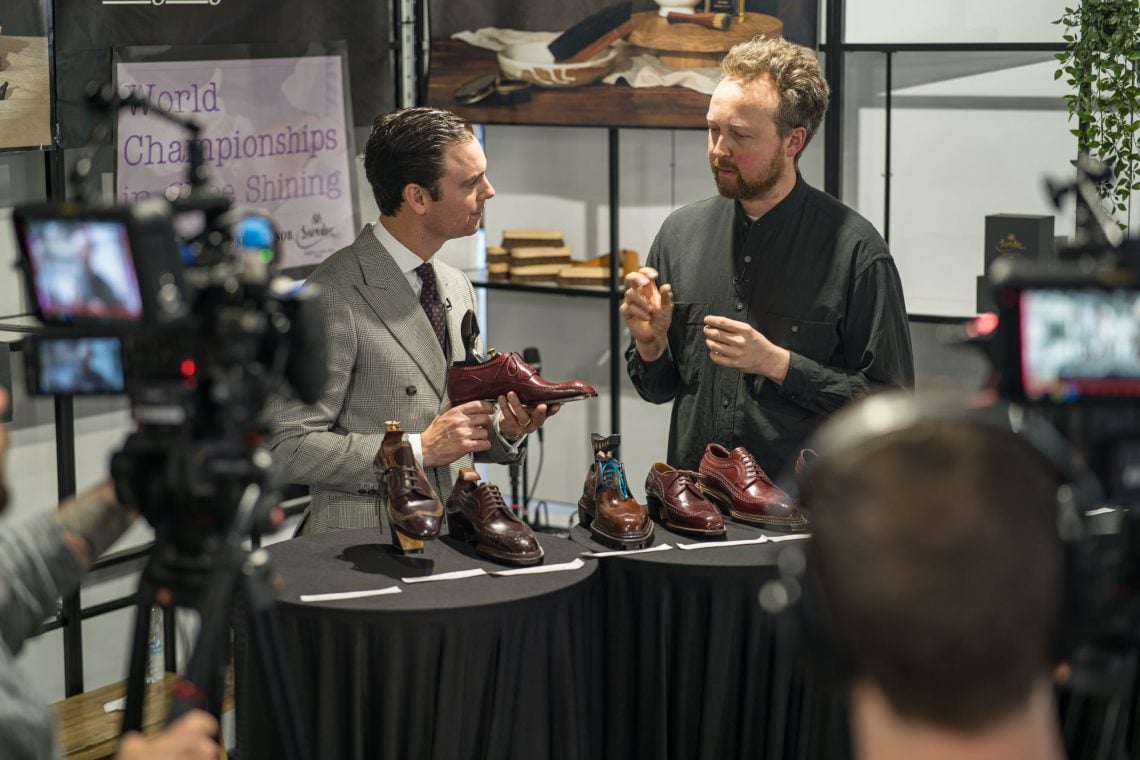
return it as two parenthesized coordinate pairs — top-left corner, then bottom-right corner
(466, 269), (619, 300)
(427, 40), (710, 129)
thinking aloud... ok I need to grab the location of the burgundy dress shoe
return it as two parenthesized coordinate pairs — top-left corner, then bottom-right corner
(698, 444), (809, 532)
(577, 434), (654, 550)
(645, 463), (726, 538)
(447, 349), (597, 406)
(446, 468), (544, 565)
(375, 421), (444, 553)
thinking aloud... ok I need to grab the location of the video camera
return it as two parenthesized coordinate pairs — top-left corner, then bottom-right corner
(11, 120), (325, 557)
(979, 156), (1140, 509)
(975, 157), (1140, 672)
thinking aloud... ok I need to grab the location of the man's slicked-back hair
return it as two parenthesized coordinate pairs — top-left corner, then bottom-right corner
(803, 419), (1061, 732)
(363, 106), (475, 216)
(721, 36), (830, 154)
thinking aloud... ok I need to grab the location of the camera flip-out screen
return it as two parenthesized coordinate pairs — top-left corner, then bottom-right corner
(17, 217), (144, 325)
(26, 335), (126, 396)
(1020, 288), (1140, 401)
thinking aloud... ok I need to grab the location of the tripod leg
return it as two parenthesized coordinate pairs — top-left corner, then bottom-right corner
(241, 550), (310, 760)
(122, 573), (158, 734)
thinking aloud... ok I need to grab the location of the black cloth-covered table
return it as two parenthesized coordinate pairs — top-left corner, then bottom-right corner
(235, 528), (604, 760)
(571, 520), (850, 760)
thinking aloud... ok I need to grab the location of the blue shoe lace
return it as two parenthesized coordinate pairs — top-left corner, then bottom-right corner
(597, 458), (632, 500)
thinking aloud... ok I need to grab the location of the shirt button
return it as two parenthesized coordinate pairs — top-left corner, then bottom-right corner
(406, 385), (417, 396)
(736, 302), (744, 311)
(722, 396), (730, 408)
(744, 256), (752, 263)
(791, 325), (799, 333)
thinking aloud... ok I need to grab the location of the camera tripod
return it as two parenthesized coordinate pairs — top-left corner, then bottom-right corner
(117, 451), (309, 760)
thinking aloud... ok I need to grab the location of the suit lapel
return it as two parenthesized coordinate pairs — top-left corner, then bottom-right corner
(352, 226), (448, 398)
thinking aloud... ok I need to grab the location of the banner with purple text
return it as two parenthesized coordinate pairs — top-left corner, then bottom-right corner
(115, 55), (355, 270)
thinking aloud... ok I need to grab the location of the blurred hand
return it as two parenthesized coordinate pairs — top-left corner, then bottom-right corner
(421, 400), (494, 467)
(116, 709), (219, 760)
(620, 267), (674, 362)
(497, 391), (560, 439)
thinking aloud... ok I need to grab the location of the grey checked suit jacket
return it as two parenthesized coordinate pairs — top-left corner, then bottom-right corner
(267, 225), (523, 534)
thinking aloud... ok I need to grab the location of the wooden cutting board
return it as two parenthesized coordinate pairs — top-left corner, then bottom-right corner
(628, 11), (783, 69)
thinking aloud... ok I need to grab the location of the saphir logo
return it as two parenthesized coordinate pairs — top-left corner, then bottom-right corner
(279, 213), (338, 251)
(101, 0), (221, 6)
(995, 233), (1028, 257)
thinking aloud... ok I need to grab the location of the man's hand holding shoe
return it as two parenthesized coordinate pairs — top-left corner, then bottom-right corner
(497, 391), (560, 441)
(421, 400), (495, 467)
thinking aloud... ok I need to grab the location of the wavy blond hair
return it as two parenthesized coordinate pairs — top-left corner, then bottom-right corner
(721, 37), (830, 152)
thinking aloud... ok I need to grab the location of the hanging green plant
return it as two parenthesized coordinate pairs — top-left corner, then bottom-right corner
(1054, 0), (1140, 227)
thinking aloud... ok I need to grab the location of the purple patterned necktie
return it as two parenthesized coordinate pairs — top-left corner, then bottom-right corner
(415, 262), (447, 352)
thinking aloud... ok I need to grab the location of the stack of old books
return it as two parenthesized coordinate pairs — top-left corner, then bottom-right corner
(486, 245), (510, 281)
(501, 230), (571, 284)
(556, 249), (640, 287)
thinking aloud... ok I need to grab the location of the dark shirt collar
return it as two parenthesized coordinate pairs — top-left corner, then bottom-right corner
(733, 171), (808, 234)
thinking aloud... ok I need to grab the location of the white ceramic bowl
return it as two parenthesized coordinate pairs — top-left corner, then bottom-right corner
(497, 42), (618, 89)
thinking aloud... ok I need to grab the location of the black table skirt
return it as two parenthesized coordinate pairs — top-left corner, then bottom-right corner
(235, 529), (604, 760)
(572, 520), (850, 760)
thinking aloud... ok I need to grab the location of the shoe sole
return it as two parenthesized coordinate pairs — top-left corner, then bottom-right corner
(452, 392), (598, 405)
(699, 482), (810, 533)
(476, 543), (545, 566)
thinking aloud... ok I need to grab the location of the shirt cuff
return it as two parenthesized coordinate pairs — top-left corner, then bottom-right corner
(778, 352), (816, 406)
(629, 343), (673, 375)
(493, 410), (525, 455)
(408, 433), (425, 467)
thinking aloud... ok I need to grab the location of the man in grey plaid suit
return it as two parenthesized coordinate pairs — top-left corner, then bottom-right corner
(268, 107), (556, 534)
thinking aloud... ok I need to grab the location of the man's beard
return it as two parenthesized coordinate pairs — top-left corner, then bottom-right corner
(712, 156), (784, 201)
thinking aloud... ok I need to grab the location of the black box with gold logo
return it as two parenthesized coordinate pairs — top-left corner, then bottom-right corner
(978, 214), (1053, 312)
(984, 214), (1053, 271)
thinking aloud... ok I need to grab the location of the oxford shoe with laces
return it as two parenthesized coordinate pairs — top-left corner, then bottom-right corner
(446, 468), (544, 565)
(577, 433), (653, 550)
(644, 462), (725, 538)
(697, 443), (809, 532)
(376, 421), (444, 553)
(447, 349), (597, 406)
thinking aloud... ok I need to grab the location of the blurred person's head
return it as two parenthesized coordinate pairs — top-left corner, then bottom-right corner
(800, 393), (1065, 759)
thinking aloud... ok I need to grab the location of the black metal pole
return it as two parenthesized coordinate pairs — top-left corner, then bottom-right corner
(55, 396), (85, 696)
(823, 0), (846, 199)
(883, 51), (893, 243)
(608, 128), (621, 438)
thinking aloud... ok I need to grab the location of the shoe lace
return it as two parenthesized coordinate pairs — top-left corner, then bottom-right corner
(597, 458), (632, 500)
(393, 465), (425, 494)
(738, 449), (773, 485)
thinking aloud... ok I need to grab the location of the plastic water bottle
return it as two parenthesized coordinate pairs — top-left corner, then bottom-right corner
(145, 607), (164, 684)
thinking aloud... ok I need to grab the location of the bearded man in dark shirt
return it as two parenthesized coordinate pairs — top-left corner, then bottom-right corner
(622, 36), (914, 475)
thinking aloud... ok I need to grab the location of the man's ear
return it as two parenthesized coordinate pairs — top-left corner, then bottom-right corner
(402, 183), (431, 215)
(786, 127), (808, 160)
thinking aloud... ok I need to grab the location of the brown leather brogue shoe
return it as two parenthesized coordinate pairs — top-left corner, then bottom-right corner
(446, 468), (544, 565)
(375, 421), (444, 553)
(698, 443), (809, 532)
(447, 350), (597, 406)
(577, 434), (654, 550)
(645, 463), (725, 538)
